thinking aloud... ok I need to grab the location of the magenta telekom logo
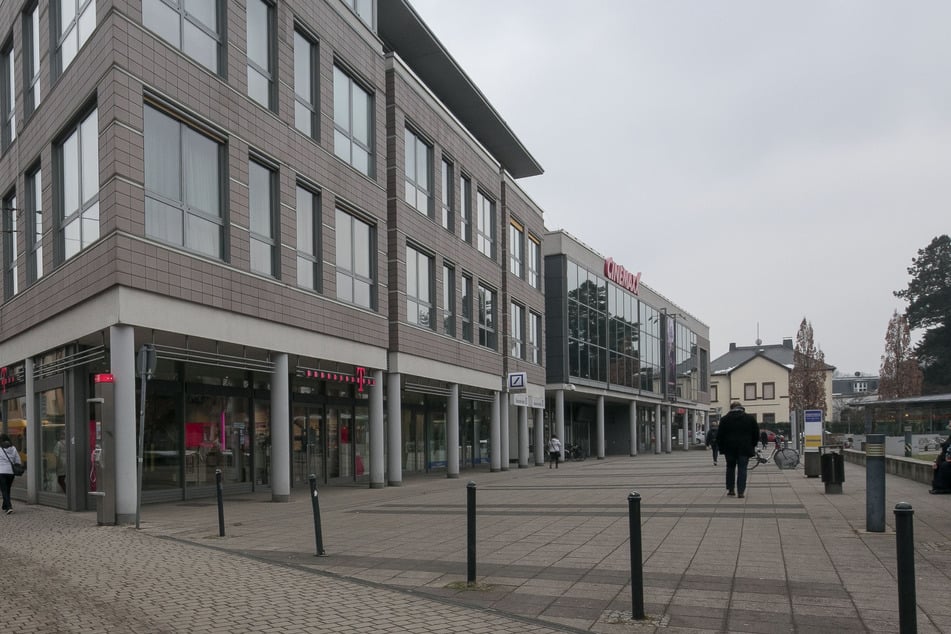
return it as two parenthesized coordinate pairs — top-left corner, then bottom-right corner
(0, 366), (23, 394)
(302, 367), (375, 392)
(604, 257), (641, 294)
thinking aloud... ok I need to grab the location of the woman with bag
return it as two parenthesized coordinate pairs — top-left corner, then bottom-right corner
(1, 433), (23, 514)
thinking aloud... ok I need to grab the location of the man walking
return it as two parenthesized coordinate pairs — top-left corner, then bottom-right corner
(717, 402), (759, 498)
(705, 425), (719, 465)
(548, 435), (562, 469)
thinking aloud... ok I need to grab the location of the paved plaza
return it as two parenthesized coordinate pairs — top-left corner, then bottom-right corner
(4, 450), (950, 633)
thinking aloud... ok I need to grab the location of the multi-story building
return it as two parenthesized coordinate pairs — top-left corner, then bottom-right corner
(0, 0), (545, 520)
(543, 231), (711, 457)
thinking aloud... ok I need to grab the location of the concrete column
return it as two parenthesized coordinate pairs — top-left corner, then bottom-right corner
(682, 410), (689, 450)
(665, 405), (673, 453)
(110, 325), (137, 522)
(556, 390), (565, 461)
(369, 370), (385, 488)
(630, 401), (638, 457)
(447, 384), (460, 478)
(24, 357), (37, 503)
(596, 395), (605, 459)
(490, 391), (501, 472)
(387, 373), (402, 486)
(654, 403), (661, 455)
(518, 405), (529, 468)
(270, 352), (290, 502)
(500, 392), (510, 470)
(534, 408), (544, 466)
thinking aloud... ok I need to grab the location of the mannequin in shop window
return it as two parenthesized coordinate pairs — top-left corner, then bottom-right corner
(54, 430), (68, 493)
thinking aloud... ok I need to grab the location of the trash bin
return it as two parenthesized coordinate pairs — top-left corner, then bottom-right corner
(819, 445), (844, 494)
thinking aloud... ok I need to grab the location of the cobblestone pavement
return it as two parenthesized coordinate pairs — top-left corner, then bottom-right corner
(5, 451), (950, 633)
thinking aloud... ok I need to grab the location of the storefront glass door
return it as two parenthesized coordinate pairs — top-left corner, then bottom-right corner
(402, 408), (425, 473)
(292, 405), (322, 485)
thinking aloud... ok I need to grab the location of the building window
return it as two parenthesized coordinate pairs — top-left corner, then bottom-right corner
(3, 191), (17, 299)
(510, 302), (524, 359)
(24, 4), (41, 115)
(461, 273), (472, 342)
(406, 245), (433, 329)
(762, 413), (776, 425)
(143, 0), (221, 74)
(247, 0), (275, 110)
(476, 191), (495, 259)
(58, 108), (99, 261)
(249, 160), (277, 277)
(333, 65), (372, 176)
(440, 159), (454, 232)
(1, 40), (14, 149)
(404, 128), (431, 216)
(296, 185), (320, 291)
(854, 381), (868, 393)
(342, 0), (373, 27)
(509, 220), (524, 277)
(528, 311), (541, 364)
(55, 0), (96, 75)
(478, 283), (496, 350)
(711, 384), (718, 402)
(294, 30), (317, 138)
(442, 263), (455, 336)
(744, 383), (756, 400)
(144, 104), (222, 259)
(27, 168), (42, 282)
(460, 174), (471, 244)
(763, 382), (775, 400)
(527, 235), (540, 288)
(335, 208), (374, 309)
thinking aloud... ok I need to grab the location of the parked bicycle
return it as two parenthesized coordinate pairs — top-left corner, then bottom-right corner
(565, 443), (585, 461)
(749, 444), (799, 470)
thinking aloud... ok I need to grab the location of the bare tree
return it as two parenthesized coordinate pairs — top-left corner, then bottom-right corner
(878, 309), (923, 400)
(789, 318), (828, 413)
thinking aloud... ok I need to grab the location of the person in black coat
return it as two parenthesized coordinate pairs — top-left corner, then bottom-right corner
(716, 402), (760, 498)
(705, 425), (719, 465)
(931, 422), (951, 492)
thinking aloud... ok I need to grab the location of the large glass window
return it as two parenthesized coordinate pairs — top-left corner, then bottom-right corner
(461, 274), (473, 342)
(342, 0), (373, 27)
(3, 191), (16, 299)
(39, 387), (66, 495)
(510, 302), (523, 359)
(528, 311), (541, 364)
(59, 108), (99, 261)
(294, 30), (317, 138)
(27, 168), (42, 282)
(56, 0), (96, 75)
(763, 382), (775, 400)
(335, 208), (374, 309)
(404, 128), (431, 216)
(24, 4), (41, 114)
(460, 174), (471, 244)
(247, 0), (275, 110)
(478, 283), (496, 350)
(1, 41), (15, 149)
(527, 235), (540, 288)
(249, 160), (276, 276)
(476, 191), (495, 259)
(333, 66), (372, 176)
(442, 263), (455, 336)
(296, 185), (320, 291)
(440, 159), (453, 231)
(144, 104), (223, 259)
(143, 0), (221, 74)
(406, 245), (433, 328)
(509, 220), (524, 277)
(567, 260), (608, 383)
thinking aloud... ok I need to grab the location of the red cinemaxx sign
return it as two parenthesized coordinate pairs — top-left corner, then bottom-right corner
(299, 366), (376, 393)
(604, 257), (641, 295)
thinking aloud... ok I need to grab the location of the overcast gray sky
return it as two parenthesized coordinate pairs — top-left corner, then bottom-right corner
(410, 0), (950, 375)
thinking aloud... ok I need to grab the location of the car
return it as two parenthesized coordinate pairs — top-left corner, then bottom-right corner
(695, 431), (705, 445)
(761, 430), (777, 443)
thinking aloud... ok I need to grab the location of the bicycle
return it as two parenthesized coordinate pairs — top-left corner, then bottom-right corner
(748, 444), (800, 470)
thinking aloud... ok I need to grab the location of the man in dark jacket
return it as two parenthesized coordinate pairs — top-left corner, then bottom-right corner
(705, 425), (719, 465)
(717, 402), (760, 498)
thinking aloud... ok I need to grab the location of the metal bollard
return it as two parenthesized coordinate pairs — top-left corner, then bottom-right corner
(215, 469), (225, 537)
(866, 434), (885, 532)
(309, 474), (326, 556)
(467, 481), (477, 585)
(894, 503), (917, 634)
(628, 491), (645, 620)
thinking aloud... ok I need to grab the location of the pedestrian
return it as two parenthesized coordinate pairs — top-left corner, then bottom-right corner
(716, 402), (759, 499)
(760, 429), (768, 449)
(54, 430), (68, 493)
(1, 433), (23, 514)
(705, 425), (719, 465)
(930, 421), (951, 491)
(548, 435), (562, 469)
(930, 448), (951, 494)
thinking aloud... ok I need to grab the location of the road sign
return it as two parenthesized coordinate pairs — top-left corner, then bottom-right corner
(804, 410), (823, 424)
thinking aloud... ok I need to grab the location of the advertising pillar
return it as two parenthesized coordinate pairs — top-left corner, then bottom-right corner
(803, 409), (823, 477)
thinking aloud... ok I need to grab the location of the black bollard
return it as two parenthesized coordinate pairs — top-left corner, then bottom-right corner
(467, 481), (476, 585)
(628, 491), (645, 620)
(866, 434), (885, 532)
(215, 469), (225, 537)
(894, 503), (917, 634)
(309, 474), (326, 556)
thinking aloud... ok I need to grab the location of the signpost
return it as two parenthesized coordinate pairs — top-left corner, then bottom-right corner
(803, 409), (823, 478)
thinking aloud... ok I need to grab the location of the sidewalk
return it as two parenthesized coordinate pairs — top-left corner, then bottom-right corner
(134, 450), (949, 633)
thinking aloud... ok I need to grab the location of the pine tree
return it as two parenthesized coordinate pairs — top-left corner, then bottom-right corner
(789, 318), (827, 413)
(878, 309), (923, 400)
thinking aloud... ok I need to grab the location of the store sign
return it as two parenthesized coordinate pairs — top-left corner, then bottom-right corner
(604, 257), (641, 294)
(299, 366), (376, 392)
(0, 365), (25, 393)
